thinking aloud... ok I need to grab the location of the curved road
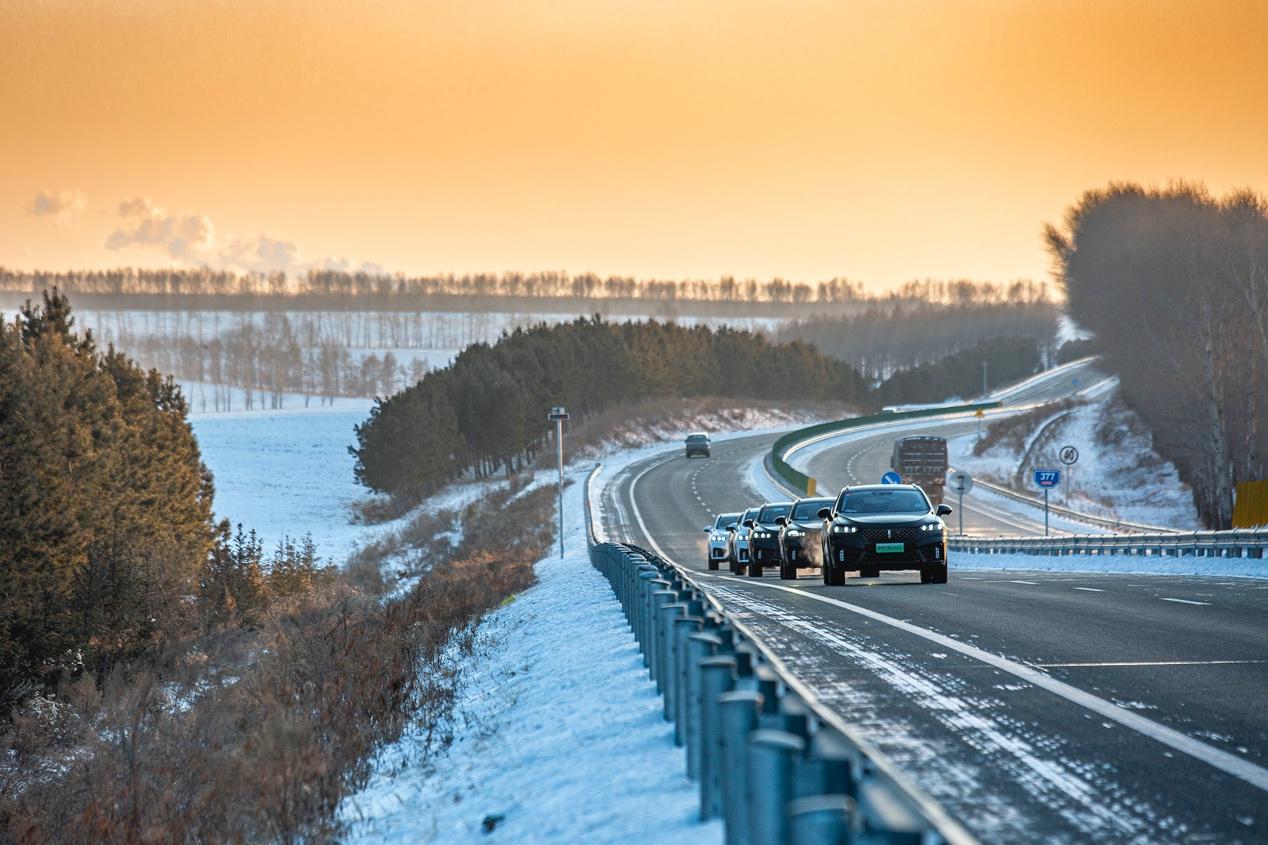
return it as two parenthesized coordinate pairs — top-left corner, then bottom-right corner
(599, 366), (1268, 844)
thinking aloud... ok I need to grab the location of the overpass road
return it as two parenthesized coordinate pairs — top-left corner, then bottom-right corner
(597, 363), (1268, 844)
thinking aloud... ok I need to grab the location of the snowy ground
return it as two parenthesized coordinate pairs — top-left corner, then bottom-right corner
(958, 387), (1200, 531)
(339, 474), (719, 844)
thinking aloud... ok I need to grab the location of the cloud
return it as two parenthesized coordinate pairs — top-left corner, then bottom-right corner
(106, 196), (215, 261)
(28, 188), (87, 224)
(102, 195), (381, 276)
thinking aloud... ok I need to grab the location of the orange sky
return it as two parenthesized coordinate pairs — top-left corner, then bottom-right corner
(3, 0), (1267, 290)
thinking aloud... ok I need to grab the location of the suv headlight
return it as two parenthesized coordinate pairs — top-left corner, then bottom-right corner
(831, 524), (858, 534)
(920, 522), (944, 533)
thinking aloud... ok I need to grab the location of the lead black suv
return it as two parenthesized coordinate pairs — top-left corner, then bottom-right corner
(818, 484), (951, 585)
(745, 501), (793, 577)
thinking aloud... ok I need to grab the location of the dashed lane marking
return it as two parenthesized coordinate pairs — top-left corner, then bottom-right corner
(1034, 660), (1265, 668)
(709, 575), (1268, 794)
(1160, 597), (1211, 606)
(1074, 587), (1105, 592)
(1009, 580), (1039, 585)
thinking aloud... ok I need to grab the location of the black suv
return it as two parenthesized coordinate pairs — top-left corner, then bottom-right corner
(774, 496), (835, 580)
(685, 432), (711, 458)
(745, 501), (793, 577)
(818, 484), (951, 585)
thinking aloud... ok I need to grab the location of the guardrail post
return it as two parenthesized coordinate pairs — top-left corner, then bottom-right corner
(699, 655), (738, 820)
(800, 730), (860, 800)
(787, 795), (854, 845)
(747, 729), (805, 845)
(856, 775), (925, 844)
(656, 599), (686, 699)
(673, 616), (705, 743)
(686, 632), (723, 779)
(669, 609), (699, 720)
(719, 690), (763, 845)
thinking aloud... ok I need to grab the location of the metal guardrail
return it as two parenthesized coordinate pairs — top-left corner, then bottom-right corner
(950, 528), (1268, 558)
(770, 402), (1001, 495)
(586, 466), (978, 844)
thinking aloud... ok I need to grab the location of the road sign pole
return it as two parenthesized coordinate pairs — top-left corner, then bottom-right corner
(1044, 488), (1049, 537)
(958, 490), (964, 536)
(556, 417), (564, 559)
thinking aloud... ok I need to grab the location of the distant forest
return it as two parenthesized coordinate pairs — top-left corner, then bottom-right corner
(1048, 182), (1268, 528)
(0, 267), (1052, 318)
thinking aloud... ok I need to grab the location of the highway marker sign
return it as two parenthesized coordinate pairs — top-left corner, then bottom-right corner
(881, 471), (902, 485)
(1059, 445), (1079, 465)
(1033, 469), (1062, 489)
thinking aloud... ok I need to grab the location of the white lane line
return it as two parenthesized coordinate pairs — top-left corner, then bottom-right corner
(711, 575), (1268, 793)
(1160, 597), (1212, 606)
(1009, 580), (1039, 585)
(1034, 660), (1265, 668)
(1074, 587), (1105, 592)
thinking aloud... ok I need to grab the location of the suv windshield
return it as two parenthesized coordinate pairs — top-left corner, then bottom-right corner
(836, 489), (930, 515)
(792, 499), (834, 521)
(714, 513), (739, 530)
(756, 504), (791, 523)
(687, 434), (708, 443)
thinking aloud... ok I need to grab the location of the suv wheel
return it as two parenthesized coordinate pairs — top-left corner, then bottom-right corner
(824, 563), (845, 586)
(923, 564), (948, 584)
(747, 562), (762, 578)
(779, 559), (797, 580)
(708, 557), (719, 571)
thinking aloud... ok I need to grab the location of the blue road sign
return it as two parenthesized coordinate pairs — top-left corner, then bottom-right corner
(881, 471), (902, 485)
(1033, 468), (1062, 489)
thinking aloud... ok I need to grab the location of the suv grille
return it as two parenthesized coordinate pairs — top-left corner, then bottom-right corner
(861, 526), (920, 544)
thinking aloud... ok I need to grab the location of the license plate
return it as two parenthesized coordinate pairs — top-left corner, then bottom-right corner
(875, 542), (905, 554)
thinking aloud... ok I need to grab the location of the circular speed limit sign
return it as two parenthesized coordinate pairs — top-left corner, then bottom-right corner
(1059, 445), (1079, 465)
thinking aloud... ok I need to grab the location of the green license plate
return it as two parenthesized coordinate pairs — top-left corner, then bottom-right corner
(875, 542), (905, 554)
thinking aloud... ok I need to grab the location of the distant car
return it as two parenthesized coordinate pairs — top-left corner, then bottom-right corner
(745, 501), (794, 578)
(774, 496), (835, 579)
(818, 484), (951, 586)
(685, 432), (711, 458)
(704, 512), (741, 571)
(727, 506), (760, 574)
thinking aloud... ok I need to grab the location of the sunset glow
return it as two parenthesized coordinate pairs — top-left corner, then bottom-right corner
(3, 0), (1267, 288)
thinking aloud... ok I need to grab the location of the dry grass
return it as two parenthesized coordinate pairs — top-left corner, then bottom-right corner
(0, 484), (556, 844)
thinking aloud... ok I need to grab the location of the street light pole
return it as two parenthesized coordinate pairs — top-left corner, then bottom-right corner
(548, 406), (570, 559)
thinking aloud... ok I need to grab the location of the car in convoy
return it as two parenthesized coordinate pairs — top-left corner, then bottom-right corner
(685, 432), (712, 458)
(704, 512), (741, 571)
(774, 496), (835, 579)
(818, 484), (951, 585)
(744, 501), (794, 577)
(727, 506), (760, 574)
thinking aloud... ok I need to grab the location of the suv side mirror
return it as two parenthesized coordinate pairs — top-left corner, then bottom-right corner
(704, 526), (712, 533)
(774, 516), (787, 526)
(743, 519), (754, 528)
(817, 507), (832, 520)
(936, 504), (953, 516)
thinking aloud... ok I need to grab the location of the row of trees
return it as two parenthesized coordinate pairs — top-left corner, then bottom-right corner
(1047, 183), (1268, 528)
(0, 292), (330, 692)
(352, 318), (870, 498)
(775, 302), (1059, 381)
(875, 337), (1041, 405)
(1, 267), (1052, 310)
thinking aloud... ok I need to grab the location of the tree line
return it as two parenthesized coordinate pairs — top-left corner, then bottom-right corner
(775, 300), (1058, 382)
(1, 267), (1052, 313)
(0, 291), (329, 695)
(1047, 182), (1268, 528)
(875, 336), (1041, 405)
(351, 318), (871, 499)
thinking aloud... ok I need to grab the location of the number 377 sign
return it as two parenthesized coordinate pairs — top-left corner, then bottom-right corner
(1033, 469), (1062, 489)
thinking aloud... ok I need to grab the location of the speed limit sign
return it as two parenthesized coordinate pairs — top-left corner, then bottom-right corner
(1059, 445), (1079, 465)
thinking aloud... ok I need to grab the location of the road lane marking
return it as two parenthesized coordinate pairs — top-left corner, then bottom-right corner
(1009, 580), (1039, 585)
(1034, 660), (1265, 668)
(1160, 597), (1211, 606)
(1074, 587), (1105, 592)
(711, 576), (1268, 793)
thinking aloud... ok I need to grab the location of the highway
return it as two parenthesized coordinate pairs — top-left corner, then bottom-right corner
(597, 363), (1268, 843)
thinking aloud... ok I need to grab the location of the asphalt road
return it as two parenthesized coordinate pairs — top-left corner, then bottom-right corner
(598, 369), (1268, 844)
